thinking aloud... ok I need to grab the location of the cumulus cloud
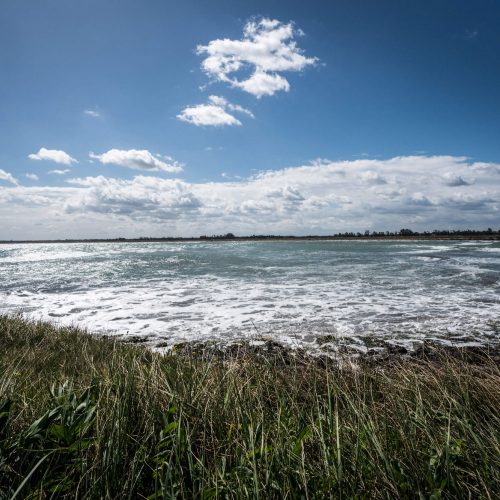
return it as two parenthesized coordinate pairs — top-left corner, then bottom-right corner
(408, 192), (434, 206)
(208, 95), (254, 117)
(48, 169), (70, 175)
(443, 193), (494, 210)
(89, 149), (183, 173)
(0, 169), (18, 185)
(25, 173), (39, 181)
(177, 95), (253, 126)
(177, 105), (240, 127)
(28, 148), (77, 165)
(65, 176), (201, 219)
(360, 170), (388, 185)
(0, 156), (498, 238)
(266, 185), (305, 202)
(442, 172), (473, 186)
(197, 17), (318, 97)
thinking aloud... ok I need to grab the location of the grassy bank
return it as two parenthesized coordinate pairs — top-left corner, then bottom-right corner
(0, 315), (499, 498)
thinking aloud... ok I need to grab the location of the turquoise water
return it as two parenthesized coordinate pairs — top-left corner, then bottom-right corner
(0, 240), (499, 352)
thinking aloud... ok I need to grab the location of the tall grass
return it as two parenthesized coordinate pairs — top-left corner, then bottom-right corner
(0, 314), (499, 498)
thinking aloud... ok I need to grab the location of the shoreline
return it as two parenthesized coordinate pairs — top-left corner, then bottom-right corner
(157, 336), (500, 371)
(14, 310), (500, 359)
(6, 313), (500, 366)
(120, 324), (500, 362)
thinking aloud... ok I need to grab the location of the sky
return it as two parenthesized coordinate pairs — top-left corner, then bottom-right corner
(0, 0), (499, 239)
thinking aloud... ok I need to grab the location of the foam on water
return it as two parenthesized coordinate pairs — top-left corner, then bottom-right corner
(1, 240), (499, 352)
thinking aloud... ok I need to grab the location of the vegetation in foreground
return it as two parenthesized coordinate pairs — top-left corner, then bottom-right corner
(0, 315), (499, 499)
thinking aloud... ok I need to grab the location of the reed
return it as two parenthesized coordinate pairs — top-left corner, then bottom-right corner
(0, 314), (499, 499)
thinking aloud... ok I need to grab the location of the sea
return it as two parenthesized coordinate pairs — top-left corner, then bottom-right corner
(1, 239), (499, 353)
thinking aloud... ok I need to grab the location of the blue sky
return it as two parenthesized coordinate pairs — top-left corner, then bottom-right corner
(0, 0), (499, 238)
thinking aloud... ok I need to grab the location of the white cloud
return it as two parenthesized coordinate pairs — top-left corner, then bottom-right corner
(408, 192), (434, 206)
(197, 17), (318, 97)
(221, 172), (242, 180)
(360, 170), (388, 185)
(0, 169), (18, 185)
(48, 169), (70, 175)
(0, 156), (499, 238)
(65, 176), (201, 219)
(444, 193), (494, 210)
(84, 109), (100, 118)
(177, 95), (254, 127)
(28, 148), (77, 165)
(178, 104), (241, 127)
(266, 185), (304, 202)
(25, 173), (39, 181)
(234, 70), (290, 97)
(207, 95), (254, 117)
(442, 172), (473, 186)
(89, 149), (183, 173)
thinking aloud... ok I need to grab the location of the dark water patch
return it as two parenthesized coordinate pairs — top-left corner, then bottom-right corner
(170, 298), (197, 307)
(478, 272), (499, 285)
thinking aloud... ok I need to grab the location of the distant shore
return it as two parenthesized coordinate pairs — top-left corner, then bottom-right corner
(1, 233), (499, 244)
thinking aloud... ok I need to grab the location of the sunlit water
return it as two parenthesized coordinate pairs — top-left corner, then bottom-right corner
(1, 240), (499, 352)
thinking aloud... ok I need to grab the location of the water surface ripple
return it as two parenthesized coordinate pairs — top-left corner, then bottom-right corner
(1, 240), (499, 352)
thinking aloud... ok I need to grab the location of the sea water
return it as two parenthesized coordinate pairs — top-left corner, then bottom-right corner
(1, 240), (499, 352)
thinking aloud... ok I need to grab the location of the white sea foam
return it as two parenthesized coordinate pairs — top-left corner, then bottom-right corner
(0, 240), (499, 352)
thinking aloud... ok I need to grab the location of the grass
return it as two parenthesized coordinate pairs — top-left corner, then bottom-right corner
(0, 314), (499, 499)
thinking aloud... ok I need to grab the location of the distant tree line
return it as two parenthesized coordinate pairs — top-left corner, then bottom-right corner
(118, 228), (500, 240)
(2, 229), (499, 244)
(199, 233), (236, 240)
(196, 228), (499, 239)
(325, 227), (499, 238)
